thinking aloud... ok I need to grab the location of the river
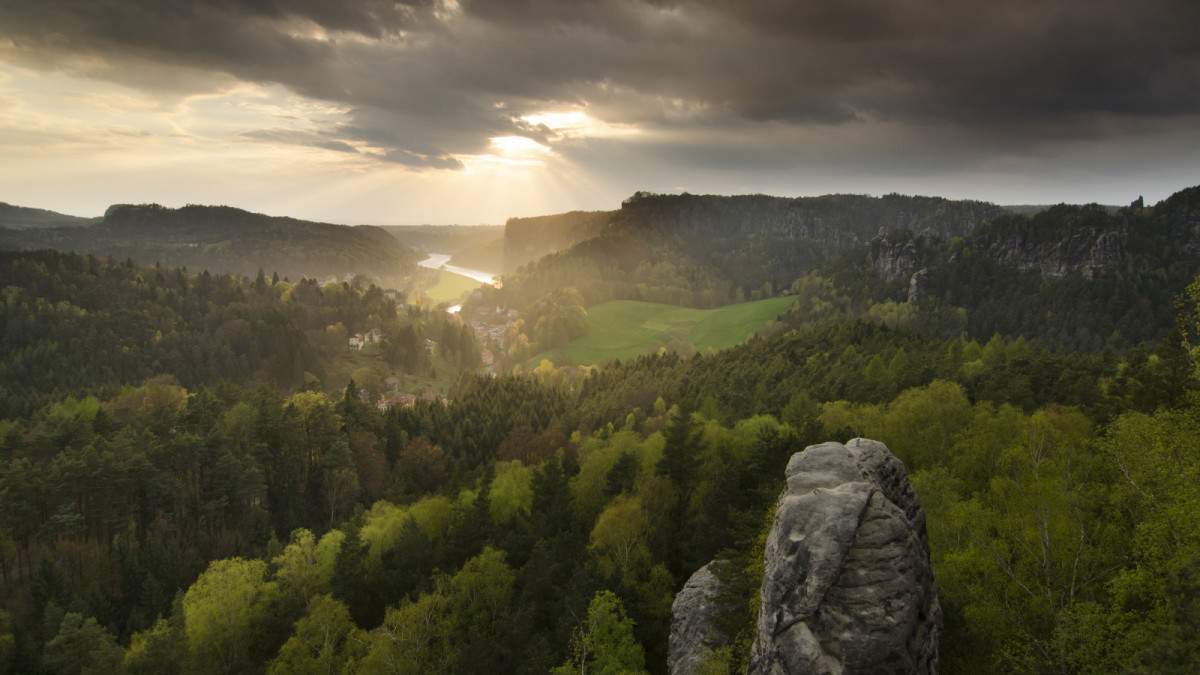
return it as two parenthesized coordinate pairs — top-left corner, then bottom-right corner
(417, 253), (499, 285)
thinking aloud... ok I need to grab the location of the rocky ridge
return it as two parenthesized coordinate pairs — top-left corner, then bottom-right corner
(981, 223), (1127, 280)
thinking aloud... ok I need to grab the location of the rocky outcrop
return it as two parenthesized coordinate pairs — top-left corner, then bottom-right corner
(907, 268), (929, 304)
(747, 439), (941, 674)
(869, 235), (920, 283)
(986, 224), (1127, 279)
(668, 561), (730, 674)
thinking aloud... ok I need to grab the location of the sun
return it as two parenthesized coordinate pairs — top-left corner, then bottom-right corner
(489, 135), (549, 156)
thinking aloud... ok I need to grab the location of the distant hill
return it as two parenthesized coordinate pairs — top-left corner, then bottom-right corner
(0, 203), (416, 280)
(0, 202), (98, 229)
(503, 210), (611, 272)
(493, 192), (1002, 311)
(1003, 203), (1120, 216)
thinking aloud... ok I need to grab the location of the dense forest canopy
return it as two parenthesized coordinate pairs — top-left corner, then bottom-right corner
(1, 185), (1200, 673)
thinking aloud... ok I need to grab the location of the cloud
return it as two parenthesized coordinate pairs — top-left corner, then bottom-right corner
(240, 128), (359, 153)
(378, 148), (464, 170)
(1, 0), (1198, 183)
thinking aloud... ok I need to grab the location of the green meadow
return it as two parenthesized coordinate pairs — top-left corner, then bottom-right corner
(532, 295), (798, 366)
(422, 269), (482, 304)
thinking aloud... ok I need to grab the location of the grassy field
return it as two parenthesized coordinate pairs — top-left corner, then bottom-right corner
(530, 296), (798, 366)
(422, 269), (482, 304)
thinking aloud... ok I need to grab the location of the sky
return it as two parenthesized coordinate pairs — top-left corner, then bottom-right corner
(1, 0), (1198, 225)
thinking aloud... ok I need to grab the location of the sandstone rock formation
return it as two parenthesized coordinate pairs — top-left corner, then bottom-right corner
(747, 438), (941, 674)
(668, 561), (729, 675)
(869, 235), (920, 283)
(985, 224), (1127, 279)
(907, 268), (929, 304)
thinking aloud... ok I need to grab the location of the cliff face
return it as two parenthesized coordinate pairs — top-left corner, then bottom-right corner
(869, 212), (1129, 286)
(980, 223), (1127, 280)
(616, 192), (1000, 252)
(747, 439), (941, 674)
(869, 235), (921, 283)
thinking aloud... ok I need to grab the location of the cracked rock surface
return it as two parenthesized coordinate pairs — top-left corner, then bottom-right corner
(747, 439), (941, 675)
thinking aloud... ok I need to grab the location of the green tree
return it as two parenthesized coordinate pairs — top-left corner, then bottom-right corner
(182, 557), (273, 674)
(268, 594), (366, 675)
(442, 547), (517, 673)
(42, 612), (124, 675)
(878, 379), (972, 470)
(589, 494), (651, 584)
(656, 407), (698, 489)
(552, 590), (647, 675)
(358, 579), (448, 674)
(272, 529), (323, 602)
(124, 615), (187, 675)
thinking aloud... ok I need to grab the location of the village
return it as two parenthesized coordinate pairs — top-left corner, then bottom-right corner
(341, 297), (522, 412)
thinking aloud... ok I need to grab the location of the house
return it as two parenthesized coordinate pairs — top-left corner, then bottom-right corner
(481, 349), (495, 366)
(383, 289), (399, 300)
(377, 392), (417, 411)
(364, 328), (384, 343)
(385, 377), (399, 392)
(349, 333), (364, 350)
(507, 309), (520, 318)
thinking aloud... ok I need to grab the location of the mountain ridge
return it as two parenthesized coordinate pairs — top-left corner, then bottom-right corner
(0, 202), (416, 280)
(0, 202), (99, 229)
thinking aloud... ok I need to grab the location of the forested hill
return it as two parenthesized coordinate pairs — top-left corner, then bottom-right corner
(0, 203), (97, 229)
(801, 184), (1200, 352)
(503, 210), (611, 272)
(494, 192), (1003, 310)
(483, 186), (1200, 358)
(0, 203), (416, 280)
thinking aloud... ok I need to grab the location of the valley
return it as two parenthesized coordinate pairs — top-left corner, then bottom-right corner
(0, 185), (1198, 674)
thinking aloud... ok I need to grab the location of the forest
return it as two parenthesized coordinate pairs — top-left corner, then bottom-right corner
(1, 186), (1200, 673)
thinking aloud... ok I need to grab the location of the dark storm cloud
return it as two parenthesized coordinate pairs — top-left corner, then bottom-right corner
(209, 0), (438, 37)
(3, 0), (1198, 170)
